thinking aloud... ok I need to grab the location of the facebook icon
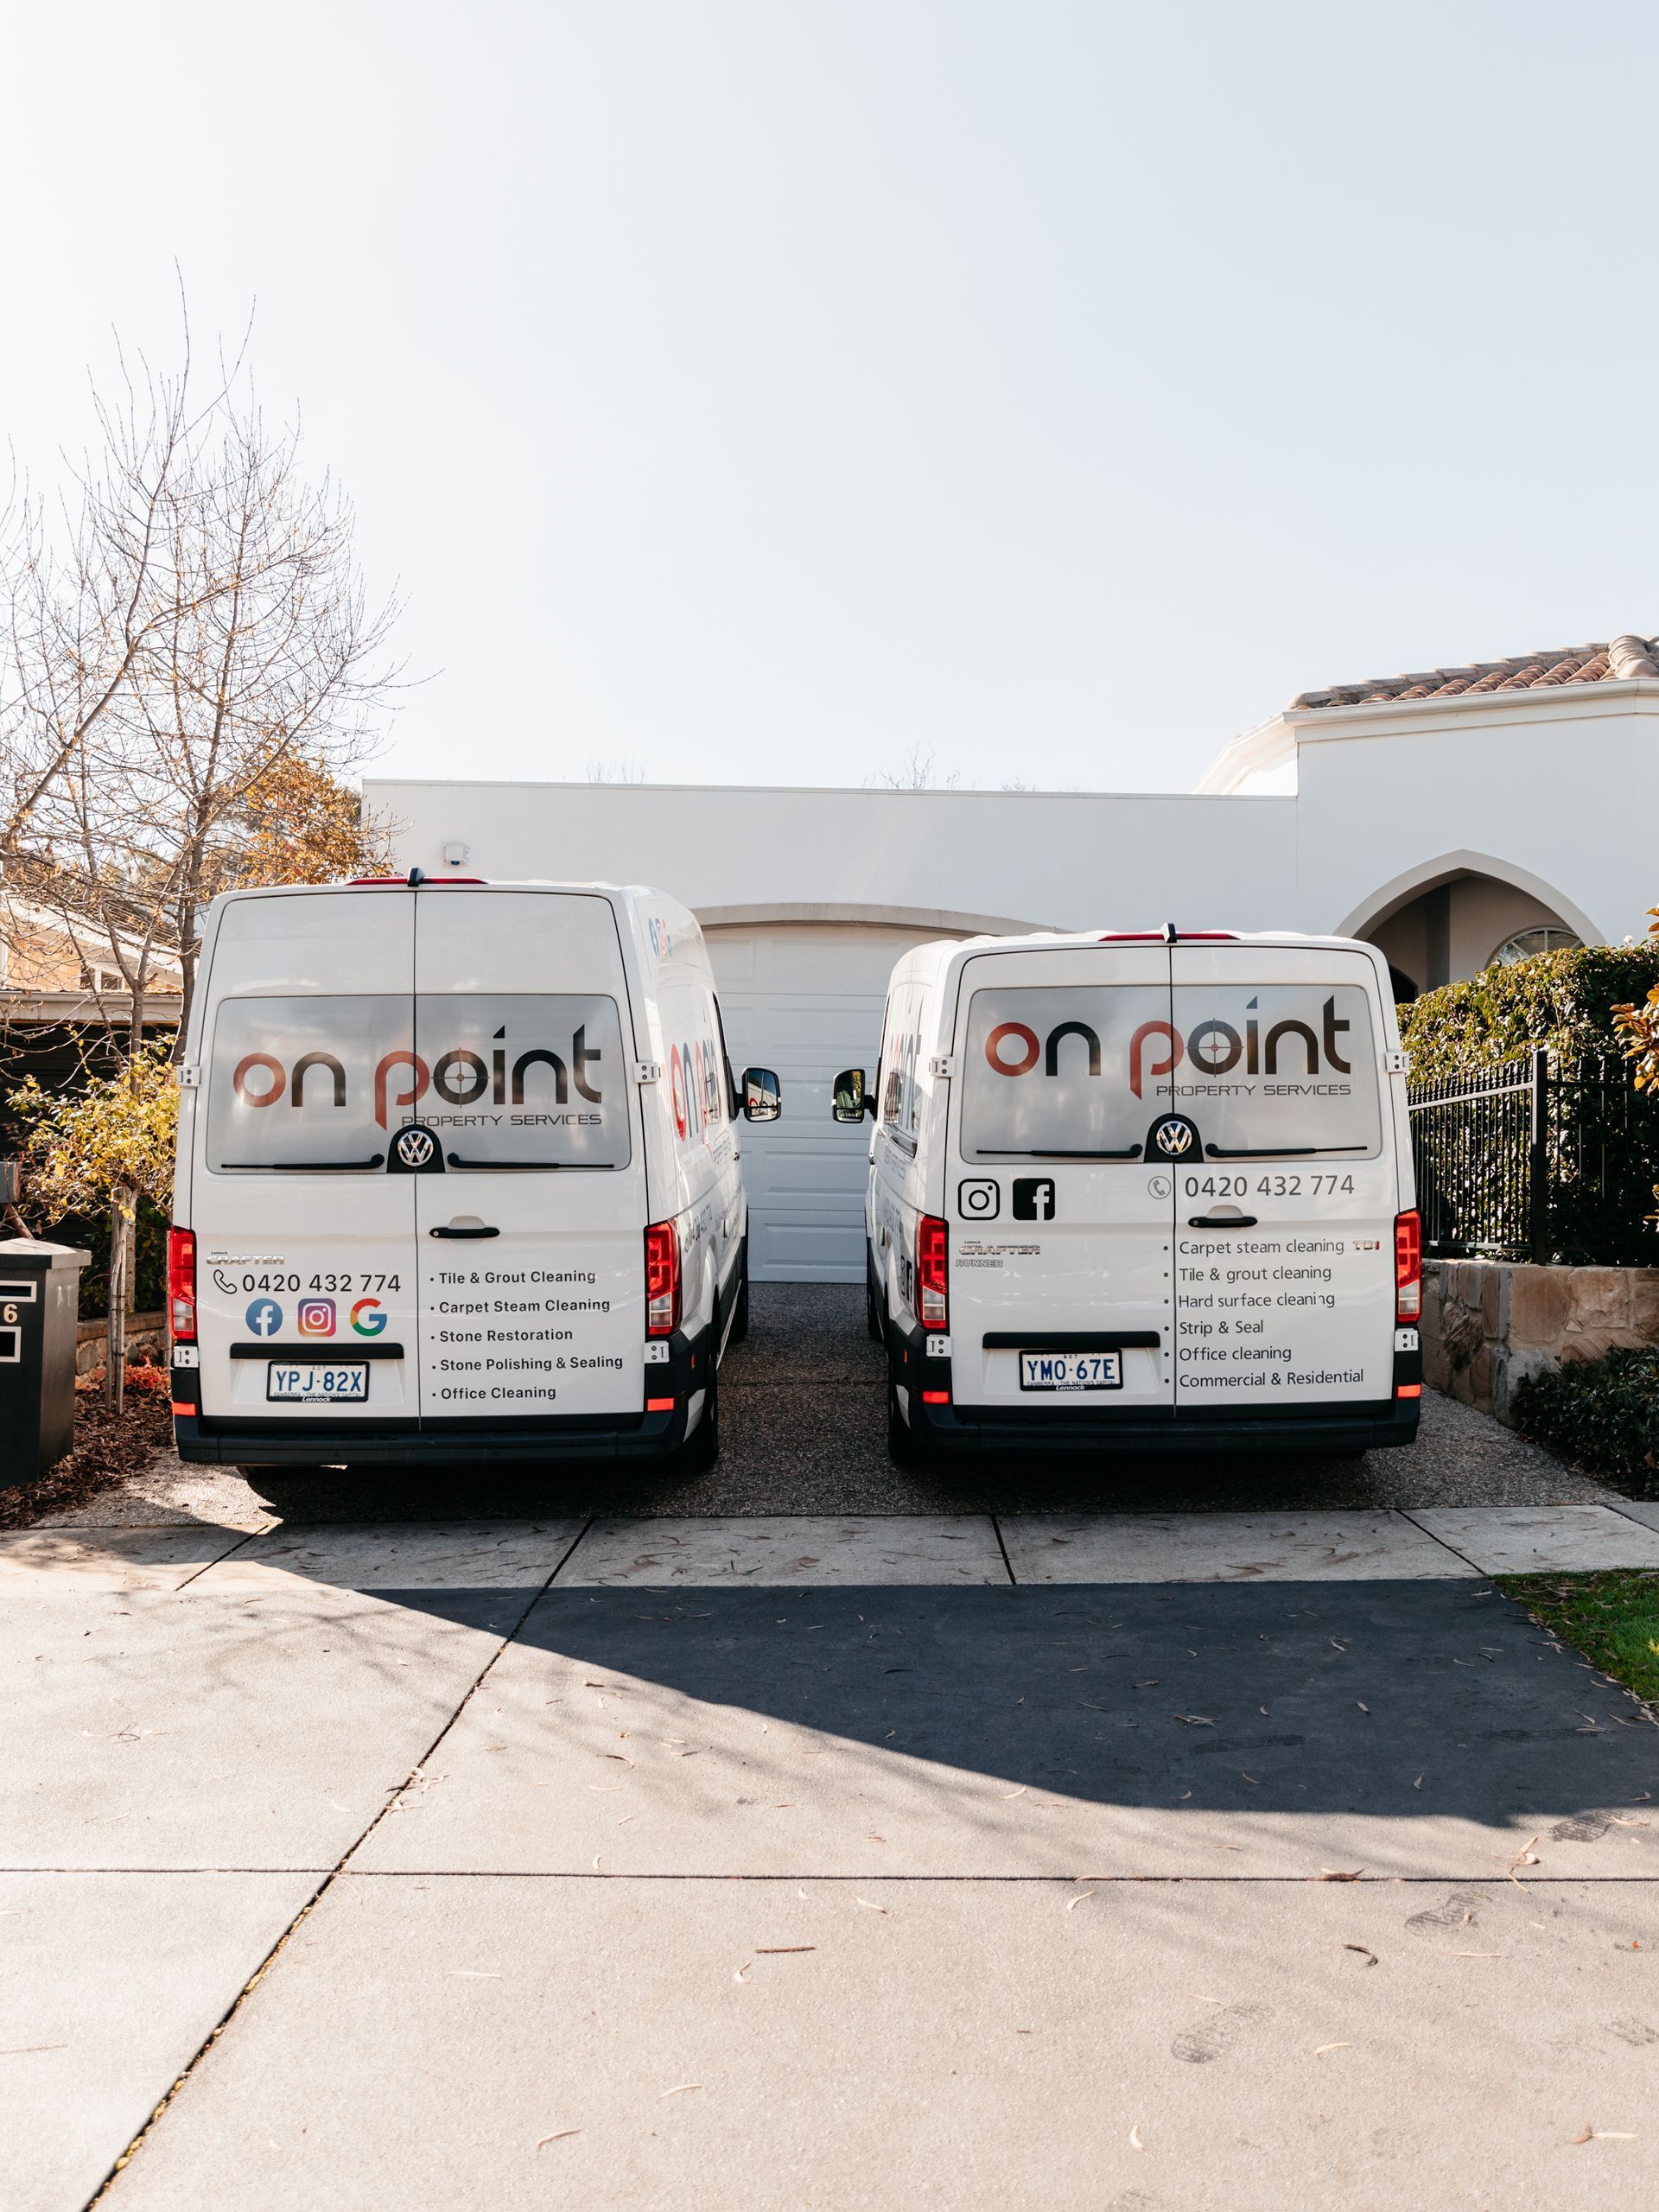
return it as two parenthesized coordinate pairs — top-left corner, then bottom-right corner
(1013, 1178), (1056, 1222)
(245, 1298), (284, 1338)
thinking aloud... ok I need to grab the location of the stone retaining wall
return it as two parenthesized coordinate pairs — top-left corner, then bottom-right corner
(75, 1311), (167, 1378)
(1421, 1259), (1659, 1423)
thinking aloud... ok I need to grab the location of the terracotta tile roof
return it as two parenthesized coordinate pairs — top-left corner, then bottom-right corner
(1290, 632), (1659, 710)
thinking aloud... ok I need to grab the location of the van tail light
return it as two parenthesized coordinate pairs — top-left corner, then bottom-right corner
(645, 1221), (681, 1337)
(917, 1215), (948, 1331)
(168, 1228), (197, 1343)
(1395, 1210), (1421, 1322)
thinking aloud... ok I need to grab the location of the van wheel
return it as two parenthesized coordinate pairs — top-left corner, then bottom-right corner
(886, 1380), (927, 1469)
(679, 1372), (721, 1471)
(728, 1242), (751, 1345)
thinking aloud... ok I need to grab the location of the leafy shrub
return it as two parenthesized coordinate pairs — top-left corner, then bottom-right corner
(8, 1042), (177, 1321)
(1512, 1345), (1659, 1491)
(44, 1197), (168, 1320)
(1613, 906), (1659, 1093)
(1400, 944), (1659, 1083)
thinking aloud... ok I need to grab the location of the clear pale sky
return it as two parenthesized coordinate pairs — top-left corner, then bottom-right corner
(6, 2), (1657, 793)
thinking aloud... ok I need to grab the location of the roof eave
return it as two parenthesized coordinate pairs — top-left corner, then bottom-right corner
(1286, 671), (1659, 741)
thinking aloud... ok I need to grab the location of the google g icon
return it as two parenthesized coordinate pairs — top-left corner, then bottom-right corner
(350, 1298), (387, 1338)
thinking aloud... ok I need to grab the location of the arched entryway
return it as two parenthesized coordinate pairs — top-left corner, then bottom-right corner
(1337, 853), (1600, 1001)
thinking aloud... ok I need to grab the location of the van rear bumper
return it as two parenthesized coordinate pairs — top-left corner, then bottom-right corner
(909, 1396), (1421, 1455)
(171, 1408), (696, 1465)
(172, 1320), (713, 1466)
(891, 1309), (1421, 1454)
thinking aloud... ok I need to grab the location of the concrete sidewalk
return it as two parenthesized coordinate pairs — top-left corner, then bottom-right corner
(10, 1287), (1659, 2209)
(7, 1519), (1659, 2209)
(11, 1499), (1659, 1593)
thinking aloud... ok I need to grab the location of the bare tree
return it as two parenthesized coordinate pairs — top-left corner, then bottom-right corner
(586, 757), (645, 785)
(868, 743), (960, 791)
(2, 309), (404, 1050)
(0, 302), (404, 1397)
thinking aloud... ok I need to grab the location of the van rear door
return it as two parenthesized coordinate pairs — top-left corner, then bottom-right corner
(1167, 944), (1395, 1415)
(946, 943), (1176, 1414)
(193, 890), (418, 1427)
(412, 892), (645, 1428)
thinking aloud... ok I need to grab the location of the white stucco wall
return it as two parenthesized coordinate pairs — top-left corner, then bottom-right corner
(372, 780), (1300, 935)
(1288, 684), (1656, 948)
(367, 677), (1648, 957)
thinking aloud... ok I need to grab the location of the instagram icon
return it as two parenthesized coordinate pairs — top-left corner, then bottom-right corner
(297, 1298), (336, 1338)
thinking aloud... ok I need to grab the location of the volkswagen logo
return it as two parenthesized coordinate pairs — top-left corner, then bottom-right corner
(393, 1126), (436, 1169)
(1154, 1117), (1194, 1159)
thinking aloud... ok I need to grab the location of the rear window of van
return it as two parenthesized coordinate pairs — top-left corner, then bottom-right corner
(207, 995), (631, 1171)
(960, 982), (1380, 1161)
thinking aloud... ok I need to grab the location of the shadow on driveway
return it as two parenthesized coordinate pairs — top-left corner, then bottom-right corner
(365, 1578), (1659, 1848)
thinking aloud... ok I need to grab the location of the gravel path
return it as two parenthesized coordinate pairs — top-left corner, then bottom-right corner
(36, 1283), (1615, 1529)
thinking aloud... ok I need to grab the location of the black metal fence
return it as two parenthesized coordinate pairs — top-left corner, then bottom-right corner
(1408, 1051), (1659, 1264)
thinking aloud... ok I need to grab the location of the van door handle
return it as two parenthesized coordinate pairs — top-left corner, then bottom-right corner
(429, 1223), (500, 1239)
(1185, 1213), (1258, 1229)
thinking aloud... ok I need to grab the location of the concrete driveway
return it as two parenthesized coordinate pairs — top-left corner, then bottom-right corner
(8, 1289), (1659, 2210)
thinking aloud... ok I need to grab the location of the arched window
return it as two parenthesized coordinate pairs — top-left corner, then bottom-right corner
(1490, 925), (1582, 968)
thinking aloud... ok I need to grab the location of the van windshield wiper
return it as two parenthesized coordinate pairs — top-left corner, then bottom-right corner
(219, 1156), (385, 1171)
(445, 1154), (564, 1171)
(976, 1146), (1144, 1160)
(1203, 1144), (1370, 1160)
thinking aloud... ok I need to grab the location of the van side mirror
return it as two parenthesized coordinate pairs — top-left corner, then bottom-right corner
(742, 1068), (781, 1122)
(832, 1068), (874, 1123)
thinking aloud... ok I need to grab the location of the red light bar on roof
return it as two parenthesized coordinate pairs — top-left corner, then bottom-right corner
(1098, 930), (1237, 941)
(347, 874), (488, 887)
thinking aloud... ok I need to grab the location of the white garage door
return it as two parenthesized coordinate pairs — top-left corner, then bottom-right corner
(707, 922), (965, 1282)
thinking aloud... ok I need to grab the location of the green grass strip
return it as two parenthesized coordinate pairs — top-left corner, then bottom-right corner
(1498, 1569), (1659, 1706)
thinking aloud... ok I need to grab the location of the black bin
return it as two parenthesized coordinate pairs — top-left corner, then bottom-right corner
(0, 1239), (92, 1488)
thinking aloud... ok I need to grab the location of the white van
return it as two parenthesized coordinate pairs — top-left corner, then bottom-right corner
(167, 875), (779, 1471)
(834, 926), (1421, 1459)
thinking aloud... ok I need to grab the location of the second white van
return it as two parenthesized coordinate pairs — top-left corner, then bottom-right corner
(834, 926), (1421, 1459)
(168, 874), (780, 1471)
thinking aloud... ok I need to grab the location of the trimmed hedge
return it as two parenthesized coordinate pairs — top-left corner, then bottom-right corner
(1512, 1345), (1659, 1493)
(1400, 944), (1659, 1084)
